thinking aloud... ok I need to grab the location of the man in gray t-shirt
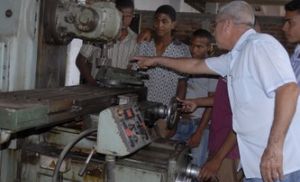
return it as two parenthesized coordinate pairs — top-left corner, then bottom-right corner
(171, 29), (217, 167)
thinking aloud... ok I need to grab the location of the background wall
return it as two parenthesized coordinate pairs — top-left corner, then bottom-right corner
(134, 0), (198, 13)
(137, 11), (295, 53)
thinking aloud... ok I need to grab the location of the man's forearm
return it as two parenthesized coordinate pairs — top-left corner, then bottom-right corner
(191, 108), (211, 140)
(213, 131), (236, 161)
(260, 82), (299, 181)
(268, 82), (299, 147)
(76, 54), (96, 85)
(194, 96), (214, 107)
(155, 57), (217, 75)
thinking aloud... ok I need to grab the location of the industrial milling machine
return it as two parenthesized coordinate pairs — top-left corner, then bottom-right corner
(0, 0), (199, 181)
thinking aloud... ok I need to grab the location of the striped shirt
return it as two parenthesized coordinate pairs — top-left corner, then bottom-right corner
(80, 28), (137, 77)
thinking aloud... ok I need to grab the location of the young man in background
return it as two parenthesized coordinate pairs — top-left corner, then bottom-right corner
(76, 0), (137, 85)
(171, 29), (217, 167)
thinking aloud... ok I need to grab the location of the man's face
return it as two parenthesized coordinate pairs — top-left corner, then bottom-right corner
(121, 7), (134, 29)
(282, 10), (300, 44)
(153, 13), (175, 37)
(190, 37), (210, 59)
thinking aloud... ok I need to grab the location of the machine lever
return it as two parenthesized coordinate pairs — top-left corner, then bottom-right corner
(78, 147), (96, 176)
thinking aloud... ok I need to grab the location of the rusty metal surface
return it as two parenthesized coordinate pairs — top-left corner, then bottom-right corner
(122, 140), (187, 168)
(21, 145), (105, 181)
(0, 85), (146, 131)
(18, 120), (189, 182)
(22, 138), (188, 182)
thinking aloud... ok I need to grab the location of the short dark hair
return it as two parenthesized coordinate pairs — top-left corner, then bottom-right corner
(115, 0), (134, 11)
(155, 5), (176, 21)
(192, 29), (214, 44)
(285, 0), (300, 13)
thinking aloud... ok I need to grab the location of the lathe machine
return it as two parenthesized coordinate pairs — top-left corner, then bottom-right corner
(0, 84), (198, 182)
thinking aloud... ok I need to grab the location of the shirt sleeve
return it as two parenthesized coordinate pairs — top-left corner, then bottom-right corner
(208, 77), (218, 92)
(176, 44), (191, 79)
(248, 36), (296, 97)
(131, 43), (143, 71)
(205, 53), (231, 77)
(182, 45), (192, 58)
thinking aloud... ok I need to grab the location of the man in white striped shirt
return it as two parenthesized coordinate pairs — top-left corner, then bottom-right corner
(76, 0), (137, 86)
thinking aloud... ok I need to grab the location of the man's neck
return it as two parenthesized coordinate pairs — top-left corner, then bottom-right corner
(155, 35), (173, 45)
(154, 35), (173, 56)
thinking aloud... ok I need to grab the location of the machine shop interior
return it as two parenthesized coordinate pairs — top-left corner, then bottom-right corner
(0, 0), (293, 182)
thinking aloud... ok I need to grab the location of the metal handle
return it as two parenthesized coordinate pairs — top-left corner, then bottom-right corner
(78, 147), (96, 176)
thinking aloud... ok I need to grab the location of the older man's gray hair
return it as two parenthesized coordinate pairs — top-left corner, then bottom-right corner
(217, 1), (255, 27)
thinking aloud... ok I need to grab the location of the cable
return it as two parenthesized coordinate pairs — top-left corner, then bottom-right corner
(52, 128), (97, 182)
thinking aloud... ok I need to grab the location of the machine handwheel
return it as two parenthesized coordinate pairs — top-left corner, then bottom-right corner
(166, 97), (179, 129)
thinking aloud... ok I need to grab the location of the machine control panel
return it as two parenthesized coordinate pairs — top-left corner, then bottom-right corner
(96, 104), (151, 156)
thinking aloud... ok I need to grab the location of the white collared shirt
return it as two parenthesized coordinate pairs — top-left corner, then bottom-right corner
(206, 29), (300, 178)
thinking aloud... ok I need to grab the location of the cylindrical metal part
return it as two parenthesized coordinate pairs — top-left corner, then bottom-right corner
(185, 163), (201, 179)
(105, 155), (116, 182)
(45, 1), (121, 44)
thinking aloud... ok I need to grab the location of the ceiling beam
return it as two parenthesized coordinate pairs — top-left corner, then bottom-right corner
(184, 0), (206, 12)
(205, 0), (290, 5)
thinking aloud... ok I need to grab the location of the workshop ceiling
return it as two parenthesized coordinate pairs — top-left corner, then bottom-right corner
(184, 0), (206, 12)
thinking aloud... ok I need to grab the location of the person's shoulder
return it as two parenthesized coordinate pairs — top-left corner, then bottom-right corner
(139, 39), (154, 47)
(249, 32), (279, 44)
(171, 39), (190, 51)
(172, 39), (187, 46)
(241, 32), (280, 52)
(136, 39), (155, 55)
(127, 28), (138, 39)
(172, 39), (191, 56)
(246, 32), (288, 56)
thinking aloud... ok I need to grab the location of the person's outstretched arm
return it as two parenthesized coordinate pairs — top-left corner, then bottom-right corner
(132, 56), (218, 75)
(177, 96), (214, 113)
